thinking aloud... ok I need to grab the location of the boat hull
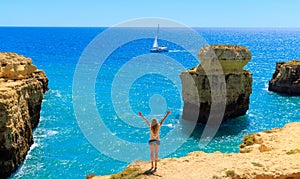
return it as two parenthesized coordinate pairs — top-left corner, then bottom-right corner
(150, 46), (168, 53)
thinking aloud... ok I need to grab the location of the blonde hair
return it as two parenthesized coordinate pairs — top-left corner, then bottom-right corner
(151, 118), (159, 135)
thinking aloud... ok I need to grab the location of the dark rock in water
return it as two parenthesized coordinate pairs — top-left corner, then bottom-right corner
(0, 52), (48, 178)
(269, 60), (300, 95)
(180, 45), (252, 124)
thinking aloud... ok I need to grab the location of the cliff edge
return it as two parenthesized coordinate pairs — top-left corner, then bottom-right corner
(269, 60), (300, 95)
(0, 52), (48, 178)
(92, 122), (300, 179)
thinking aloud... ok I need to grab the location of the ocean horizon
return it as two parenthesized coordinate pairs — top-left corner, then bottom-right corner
(1, 27), (299, 178)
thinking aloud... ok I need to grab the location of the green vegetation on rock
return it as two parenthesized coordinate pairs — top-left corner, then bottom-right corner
(225, 170), (236, 178)
(251, 162), (264, 167)
(242, 134), (256, 146)
(110, 167), (142, 179)
(286, 149), (300, 155)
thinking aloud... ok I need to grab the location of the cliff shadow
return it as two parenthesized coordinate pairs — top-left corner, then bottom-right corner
(268, 90), (300, 97)
(187, 115), (250, 139)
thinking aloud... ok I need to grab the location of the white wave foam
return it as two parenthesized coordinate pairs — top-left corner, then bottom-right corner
(34, 128), (58, 139)
(47, 130), (58, 136)
(48, 89), (62, 98)
(165, 123), (174, 128)
(262, 87), (269, 91)
(263, 82), (269, 91)
(55, 91), (62, 98)
(14, 129), (58, 177)
(30, 142), (39, 150)
(248, 113), (255, 117)
(168, 49), (187, 53)
(12, 140), (42, 178)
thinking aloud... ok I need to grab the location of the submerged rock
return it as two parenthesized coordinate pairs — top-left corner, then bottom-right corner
(180, 45), (252, 123)
(269, 60), (300, 95)
(0, 52), (48, 178)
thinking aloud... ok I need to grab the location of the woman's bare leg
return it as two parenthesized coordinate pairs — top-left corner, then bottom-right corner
(150, 145), (155, 168)
(154, 144), (160, 169)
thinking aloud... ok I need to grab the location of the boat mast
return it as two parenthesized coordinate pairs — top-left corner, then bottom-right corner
(156, 24), (159, 39)
(152, 24), (159, 48)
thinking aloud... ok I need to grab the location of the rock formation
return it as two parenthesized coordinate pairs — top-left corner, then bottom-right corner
(269, 60), (300, 95)
(92, 122), (300, 179)
(0, 52), (48, 178)
(180, 45), (252, 123)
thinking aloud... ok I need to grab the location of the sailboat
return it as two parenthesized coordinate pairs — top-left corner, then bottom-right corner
(150, 24), (168, 53)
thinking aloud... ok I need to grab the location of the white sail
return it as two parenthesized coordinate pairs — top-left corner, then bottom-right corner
(152, 35), (158, 48)
(150, 24), (168, 53)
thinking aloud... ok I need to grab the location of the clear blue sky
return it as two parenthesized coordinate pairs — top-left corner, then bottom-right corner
(1, 0), (300, 27)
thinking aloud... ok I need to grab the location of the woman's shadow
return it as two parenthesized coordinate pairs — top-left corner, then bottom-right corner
(143, 168), (162, 177)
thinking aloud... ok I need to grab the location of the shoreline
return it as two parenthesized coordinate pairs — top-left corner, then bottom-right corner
(91, 122), (300, 179)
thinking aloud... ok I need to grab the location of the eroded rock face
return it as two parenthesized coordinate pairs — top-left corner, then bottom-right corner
(269, 60), (300, 95)
(0, 52), (37, 80)
(199, 44), (251, 71)
(180, 45), (252, 123)
(0, 52), (48, 178)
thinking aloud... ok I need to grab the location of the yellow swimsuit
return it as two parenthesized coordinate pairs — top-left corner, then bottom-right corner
(149, 125), (160, 145)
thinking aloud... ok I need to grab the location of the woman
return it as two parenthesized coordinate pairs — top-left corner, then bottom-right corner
(138, 110), (171, 170)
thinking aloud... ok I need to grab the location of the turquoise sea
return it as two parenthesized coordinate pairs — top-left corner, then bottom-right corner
(0, 27), (300, 178)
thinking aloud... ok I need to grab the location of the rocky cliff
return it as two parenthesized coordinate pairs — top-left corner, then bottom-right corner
(92, 122), (300, 179)
(180, 45), (252, 123)
(269, 60), (300, 95)
(0, 52), (48, 178)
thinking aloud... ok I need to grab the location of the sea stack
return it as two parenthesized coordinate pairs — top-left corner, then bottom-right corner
(0, 52), (48, 178)
(269, 60), (300, 95)
(180, 45), (252, 123)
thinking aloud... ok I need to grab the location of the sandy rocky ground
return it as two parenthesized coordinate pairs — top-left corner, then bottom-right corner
(89, 122), (300, 179)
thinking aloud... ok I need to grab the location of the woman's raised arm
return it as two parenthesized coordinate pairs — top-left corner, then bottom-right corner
(160, 110), (171, 126)
(138, 112), (150, 126)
